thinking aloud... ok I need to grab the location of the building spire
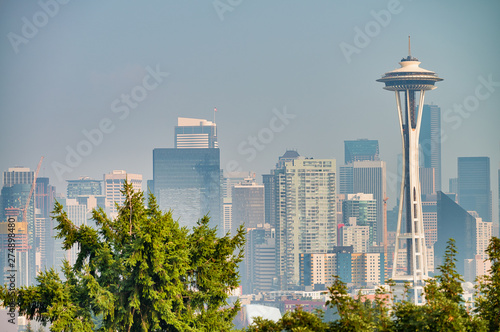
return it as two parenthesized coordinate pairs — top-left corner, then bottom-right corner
(408, 35), (411, 57)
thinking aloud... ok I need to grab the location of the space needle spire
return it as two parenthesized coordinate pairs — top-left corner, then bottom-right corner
(377, 41), (443, 305)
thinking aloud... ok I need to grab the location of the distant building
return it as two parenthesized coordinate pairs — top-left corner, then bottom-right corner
(34, 177), (56, 273)
(67, 177), (102, 198)
(339, 161), (386, 243)
(153, 148), (221, 231)
(300, 246), (353, 289)
(458, 157), (492, 222)
(268, 154), (336, 289)
(223, 197), (232, 235)
(339, 217), (370, 253)
(449, 177), (458, 195)
(1, 167), (35, 285)
(342, 193), (376, 247)
(222, 171), (255, 199)
(419, 167), (435, 195)
(337, 252), (385, 287)
(344, 139), (380, 164)
(436, 191), (476, 275)
(104, 170), (142, 218)
(232, 178), (264, 237)
(175, 117), (218, 149)
(419, 104), (442, 191)
(243, 224), (276, 294)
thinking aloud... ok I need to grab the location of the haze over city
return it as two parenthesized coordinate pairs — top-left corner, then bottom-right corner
(1, 1), (499, 217)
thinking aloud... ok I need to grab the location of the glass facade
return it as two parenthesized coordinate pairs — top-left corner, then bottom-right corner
(153, 148), (221, 231)
(344, 139), (379, 164)
(458, 157), (492, 223)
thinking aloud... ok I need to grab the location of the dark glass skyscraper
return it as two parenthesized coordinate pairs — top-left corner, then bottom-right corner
(153, 148), (221, 231)
(436, 191), (476, 275)
(458, 157), (491, 223)
(419, 104), (441, 191)
(344, 139), (380, 164)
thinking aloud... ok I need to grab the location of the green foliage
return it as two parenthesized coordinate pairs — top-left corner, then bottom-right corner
(0, 182), (245, 331)
(246, 307), (330, 332)
(243, 238), (500, 332)
(326, 276), (392, 331)
(474, 236), (500, 332)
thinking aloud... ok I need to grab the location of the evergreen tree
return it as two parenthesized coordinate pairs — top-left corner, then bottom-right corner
(0, 183), (245, 331)
(475, 236), (500, 332)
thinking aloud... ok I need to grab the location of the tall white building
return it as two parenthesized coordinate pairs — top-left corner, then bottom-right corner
(64, 199), (87, 266)
(275, 158), (337, 289)
(104, 170), (142, 218)
(222, 197), (232, 235)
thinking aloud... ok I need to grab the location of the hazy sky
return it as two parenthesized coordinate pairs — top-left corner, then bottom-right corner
(1, 1), (499, 220)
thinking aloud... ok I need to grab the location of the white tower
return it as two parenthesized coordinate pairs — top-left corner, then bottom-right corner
(377, 39), (443, 304)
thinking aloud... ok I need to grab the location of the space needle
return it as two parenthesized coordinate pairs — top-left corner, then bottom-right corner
(377, 38), (443, 305)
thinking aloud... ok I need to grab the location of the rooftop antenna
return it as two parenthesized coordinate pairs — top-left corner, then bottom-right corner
(408, 35), (411, 57)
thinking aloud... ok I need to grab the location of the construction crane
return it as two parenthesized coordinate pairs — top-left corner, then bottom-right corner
(22, 157), (44, 224)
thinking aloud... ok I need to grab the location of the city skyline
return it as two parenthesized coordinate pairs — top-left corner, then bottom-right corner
(0, 1), (499, 222)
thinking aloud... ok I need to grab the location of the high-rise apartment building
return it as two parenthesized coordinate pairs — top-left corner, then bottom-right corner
(344, 139), (380, 164)
(419, 104), (442, 191)
(274, 157), (337, 289)
(458, 157), (492, 223)
(104, 170), (142, 218)
(339, 161), (386, 243)
(67, 177), (102, 198)
(175, 117), (218, 149)
(263, 150), (300, 228)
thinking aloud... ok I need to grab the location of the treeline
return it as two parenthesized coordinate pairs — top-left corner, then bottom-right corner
(0, 185), (498, 331)
(247, 237), (500, 332)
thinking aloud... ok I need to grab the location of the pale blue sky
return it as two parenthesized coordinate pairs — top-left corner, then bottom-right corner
(1, 1), (499, 220)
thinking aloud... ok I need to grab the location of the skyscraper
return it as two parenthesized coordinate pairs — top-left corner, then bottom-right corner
(154, 117), (221, 231)
(1, 167), (36, 286)
(274, 157), (337, 289)
(175, 117), (218, 149)
(35, 177), (56, 272)
(153, 148), (221, 231)
(231, 178), (264, 237)
(104, 170), (142, 218)
(419, 104), (441, 191)
(436, 191), (478, 275)
(377, 43), (442, 304)
(344, 139), (380, 164)
(339, 161), (386, 243)
(263, 150), (300, 228)
(458, 157), (492, 223)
